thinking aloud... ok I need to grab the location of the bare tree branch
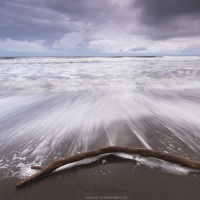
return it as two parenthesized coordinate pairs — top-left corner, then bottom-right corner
(16, 146), (200, 188)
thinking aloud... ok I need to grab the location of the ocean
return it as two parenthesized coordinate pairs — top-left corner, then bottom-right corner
(1, 56), (200, 199)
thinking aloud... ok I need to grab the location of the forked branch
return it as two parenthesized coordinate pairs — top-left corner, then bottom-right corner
(16, 146), (200, 188)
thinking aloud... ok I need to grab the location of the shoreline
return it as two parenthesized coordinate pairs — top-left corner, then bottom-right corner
(1, 88), (200, 199)
(1, 156), (200, 200)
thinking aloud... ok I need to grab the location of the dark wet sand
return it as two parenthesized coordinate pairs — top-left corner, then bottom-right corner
(1, 118), (200, 199)
(1, 90), (200, 199)
(1, 156), (200, 200)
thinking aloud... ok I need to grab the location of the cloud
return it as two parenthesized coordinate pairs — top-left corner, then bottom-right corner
(0, 0), (72, 42)
(0, 0), (133, 41)
(88, 29), (148, 53)
(53, 32), (84, 50)
(46, 0), (130, 22)
(133, 0), (200, 39)
(1, 0), (200, 55)
(89, 33), (200, 55)
(134, 0), (200, 23)
(0, 38), (50, 53)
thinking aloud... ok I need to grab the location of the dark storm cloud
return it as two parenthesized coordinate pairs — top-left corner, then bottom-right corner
(134, 0), (200, 23)
(0, 0), (124, 43)
(47, 0), (102, 19)
(0, 0), (73, 42)
(1, 0), (200, 55)
(46, 0), (119, 21)
(133, 0), (200, 39)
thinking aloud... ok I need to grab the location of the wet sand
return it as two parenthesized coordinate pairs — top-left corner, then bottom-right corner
(1, 89), (200, 199)
(1, 156), (200, 200)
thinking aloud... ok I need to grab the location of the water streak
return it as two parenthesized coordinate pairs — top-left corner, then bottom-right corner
(1, 56), (200, 178)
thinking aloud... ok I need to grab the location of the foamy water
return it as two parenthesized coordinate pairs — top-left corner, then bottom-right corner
(1, 56), (200, 92)
(17, 153), (199, 179)
(0, 56), (200, 178)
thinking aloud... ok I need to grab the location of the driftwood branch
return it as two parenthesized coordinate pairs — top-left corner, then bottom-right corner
(16, 146), (200, 188)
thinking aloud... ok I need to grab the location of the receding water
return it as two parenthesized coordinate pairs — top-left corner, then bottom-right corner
(0, 56), (200, 178)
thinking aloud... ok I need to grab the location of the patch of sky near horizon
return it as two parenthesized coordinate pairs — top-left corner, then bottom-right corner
(1, 56), (200, 178)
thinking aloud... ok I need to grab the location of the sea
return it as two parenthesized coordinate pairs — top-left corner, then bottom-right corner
(1, 56), (200, 179)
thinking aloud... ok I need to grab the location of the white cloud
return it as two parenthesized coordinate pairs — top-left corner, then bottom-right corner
(146, 37), (200, 54)
(89, 39), (120, 53)
(88, 26), (147, 53)
(53, 32), (84, 50)
(0, 38), (49, 53)
(89, 38), (144, 53)
(88, 30), (200, 55)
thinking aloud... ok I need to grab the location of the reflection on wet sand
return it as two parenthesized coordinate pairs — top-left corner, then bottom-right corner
(1, 90), (200, 179)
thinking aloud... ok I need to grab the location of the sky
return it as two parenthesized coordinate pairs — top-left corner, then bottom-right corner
(1, 0), (200, 56)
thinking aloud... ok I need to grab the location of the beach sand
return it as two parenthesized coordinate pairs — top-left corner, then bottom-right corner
(1, 89), (200, 199)
(1, 156), (200, 200)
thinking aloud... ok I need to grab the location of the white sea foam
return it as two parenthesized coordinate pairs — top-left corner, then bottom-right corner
(1, 89), (200, 179)
(1, 56), (200, 92)
(1, 56), (200, 179)
(16, 161), (42, 179)
(15, 153), (200, 179)
(116, 153), (199, 175)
